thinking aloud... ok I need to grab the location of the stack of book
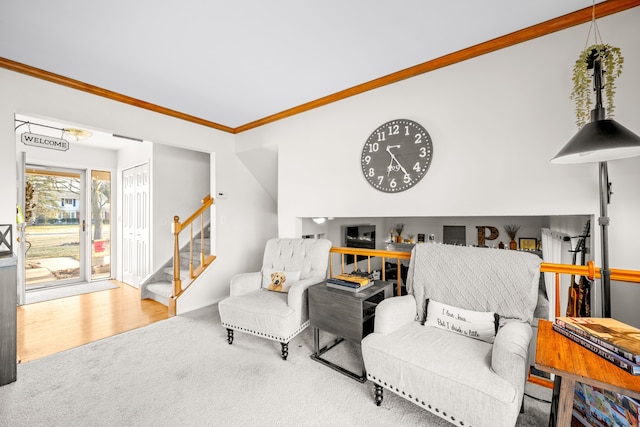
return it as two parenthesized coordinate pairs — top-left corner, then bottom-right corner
(326, 274), (374, 293)
(553, 317), (640, 375)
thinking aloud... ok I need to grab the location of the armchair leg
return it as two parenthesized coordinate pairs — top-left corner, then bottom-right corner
(374, 384), (384, 406)
(281, 342), (289, 360)
(226, 328), (234, 345)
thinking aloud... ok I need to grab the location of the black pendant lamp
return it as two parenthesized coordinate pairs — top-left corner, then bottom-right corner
(551, 54), (640, 164)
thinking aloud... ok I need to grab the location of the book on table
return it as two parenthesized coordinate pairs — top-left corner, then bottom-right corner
(326, 274), (374, 292)
(552, 323), (640, 375)
(554, 317), (640, 364)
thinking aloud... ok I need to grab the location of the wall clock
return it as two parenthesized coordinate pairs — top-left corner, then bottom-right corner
(361, 119), (433, 193)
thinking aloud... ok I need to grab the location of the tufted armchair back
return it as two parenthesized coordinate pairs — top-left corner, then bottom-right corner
(406, 243), (541, 324)
(262, 238), (332, 280)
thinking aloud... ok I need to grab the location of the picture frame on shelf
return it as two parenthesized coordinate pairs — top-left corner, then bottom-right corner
(519, 237), (537, 251)
(443, 225), (465, 245)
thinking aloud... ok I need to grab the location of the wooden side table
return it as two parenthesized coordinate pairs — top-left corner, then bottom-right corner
(308, 280), (393, 382)
(535, 319), (640, 427)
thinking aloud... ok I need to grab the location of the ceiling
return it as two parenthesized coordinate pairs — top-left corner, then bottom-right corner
(0, 1), (610, 132)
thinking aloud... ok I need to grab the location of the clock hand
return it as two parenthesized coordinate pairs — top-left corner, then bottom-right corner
(386, 145), (409, 176)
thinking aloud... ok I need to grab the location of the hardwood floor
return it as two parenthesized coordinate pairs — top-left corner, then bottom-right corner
(17, 280), (168, 363)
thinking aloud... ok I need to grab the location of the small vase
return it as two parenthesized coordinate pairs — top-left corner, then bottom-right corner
(509, 240), (517, 250)
(395, 235), (403, 243)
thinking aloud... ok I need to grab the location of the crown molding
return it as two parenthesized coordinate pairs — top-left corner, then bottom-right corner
(0, 57), (234, 134)
(235, 1), (640, 133)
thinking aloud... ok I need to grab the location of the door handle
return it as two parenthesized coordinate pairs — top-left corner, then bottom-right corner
(82, 220), (86, 232)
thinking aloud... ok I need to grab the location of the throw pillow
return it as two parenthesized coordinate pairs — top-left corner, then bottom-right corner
(261, 268), (301, 293)
(422, 299), (500, 343)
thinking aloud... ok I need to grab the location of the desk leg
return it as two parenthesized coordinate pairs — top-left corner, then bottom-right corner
(313, 327), (320, 356)
(557, 377), (575, 427)
(310, 328), (365, 382)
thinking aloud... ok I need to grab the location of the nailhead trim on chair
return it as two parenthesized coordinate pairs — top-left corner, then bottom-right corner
(367, 373), (470, 427)
(221, 320), (310, 343)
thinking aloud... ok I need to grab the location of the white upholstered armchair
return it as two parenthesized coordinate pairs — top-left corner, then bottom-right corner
(361, 243), (541, 427)
(218, 238), (331, 360)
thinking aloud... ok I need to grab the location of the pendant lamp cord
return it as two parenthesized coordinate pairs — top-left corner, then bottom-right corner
(583, 0), (604, 50)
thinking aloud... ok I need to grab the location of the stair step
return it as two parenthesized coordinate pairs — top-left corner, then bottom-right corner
(146, 281), (172, 297)
(144, 281), (172, 306)
(164, 266), (191, 278)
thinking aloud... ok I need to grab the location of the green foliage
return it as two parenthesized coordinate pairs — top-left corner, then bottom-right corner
(570, 44), (624, 128)
(26, 173), (80, 223)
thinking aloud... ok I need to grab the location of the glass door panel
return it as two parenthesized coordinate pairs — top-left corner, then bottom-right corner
(25, 167), (86, 290)
(91, 170), (111, 280)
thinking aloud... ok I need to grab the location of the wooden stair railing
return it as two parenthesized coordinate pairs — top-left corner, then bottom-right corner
(169, 194), (216, 315)
(540, 261), (640, 318)
(329, 246), (412, 296)
(329, 246), (640, 303)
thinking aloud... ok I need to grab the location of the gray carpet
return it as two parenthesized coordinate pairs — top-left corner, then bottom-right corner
(0, 304), (551, 426)
(25, 280), (119, 304)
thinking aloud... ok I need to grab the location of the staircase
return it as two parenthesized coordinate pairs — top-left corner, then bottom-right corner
(140, 194), (215, 315)
(141, 228), (211, 306)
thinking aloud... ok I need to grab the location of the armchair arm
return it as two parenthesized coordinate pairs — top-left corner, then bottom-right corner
(491, 320), (533, 388)
(374, 295), (417, 335)
(287, 277), (324, 309)
(229, 272), (262, 296)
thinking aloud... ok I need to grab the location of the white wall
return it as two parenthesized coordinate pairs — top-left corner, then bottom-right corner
(151, 143), (210, 273)
(238, 9), (640, 326)
(0, 68), (278, 314)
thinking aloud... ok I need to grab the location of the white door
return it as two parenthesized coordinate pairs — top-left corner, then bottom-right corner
(122, 163), (150, 287)
(16, 152), (26, 305)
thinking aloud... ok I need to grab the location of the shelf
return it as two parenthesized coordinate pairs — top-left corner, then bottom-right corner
(385, 242), (415, 252)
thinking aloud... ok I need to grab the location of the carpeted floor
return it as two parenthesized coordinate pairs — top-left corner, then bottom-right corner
(0, 304), (551, 426)
(25, 280), (119, 304)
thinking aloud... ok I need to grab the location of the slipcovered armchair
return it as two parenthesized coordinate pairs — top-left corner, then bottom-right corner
(218, 238), (331, 360)
(361, 243), (541, 427)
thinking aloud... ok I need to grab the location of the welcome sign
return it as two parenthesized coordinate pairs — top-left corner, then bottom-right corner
(21, 132), (69, 152)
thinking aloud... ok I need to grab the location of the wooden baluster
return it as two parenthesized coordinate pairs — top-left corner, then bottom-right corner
(397, 258), (401, 296)
(170, 216), (182, 316)
(200, 213), (205, 266)
(555, 272), (561, 318)
(189, 223), (194, 279)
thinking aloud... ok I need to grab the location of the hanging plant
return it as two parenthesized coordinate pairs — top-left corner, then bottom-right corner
(570, 44), (624, 128)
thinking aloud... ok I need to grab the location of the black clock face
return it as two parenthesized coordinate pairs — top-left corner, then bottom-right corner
(361, 119), (433, 193)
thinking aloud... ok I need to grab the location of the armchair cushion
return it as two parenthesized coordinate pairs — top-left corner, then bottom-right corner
(261, 267), (301, 293)
(362, 322), (520, 424)
(219, 289), (301, 342)
(423, 298), (500, 343)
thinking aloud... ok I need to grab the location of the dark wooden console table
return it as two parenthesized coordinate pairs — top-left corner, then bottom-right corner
(308, 280), (393, 382)
(535, 319), (640, 427)
(0, 256), (17, 386)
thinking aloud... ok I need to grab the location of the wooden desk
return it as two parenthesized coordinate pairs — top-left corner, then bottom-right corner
(308, 280), (393, 382)
(535, 319), (640, 426)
